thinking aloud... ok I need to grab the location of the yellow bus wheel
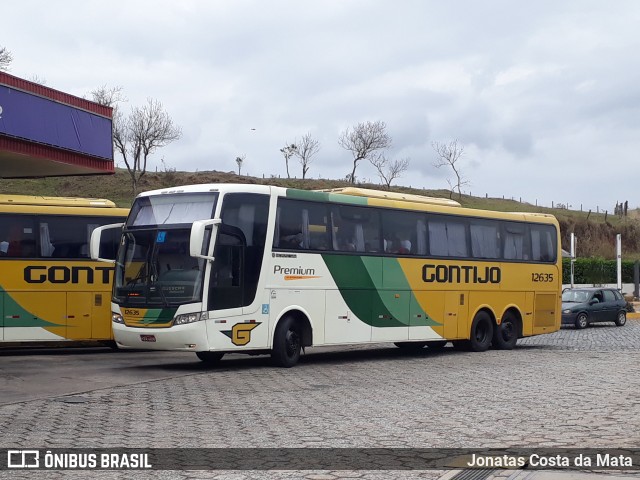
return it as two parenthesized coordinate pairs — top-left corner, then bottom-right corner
(469, 311), (493, 352)
(492, 312), (519, 350)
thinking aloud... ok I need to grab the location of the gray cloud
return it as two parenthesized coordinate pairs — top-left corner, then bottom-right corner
(3, 0), (640, 209)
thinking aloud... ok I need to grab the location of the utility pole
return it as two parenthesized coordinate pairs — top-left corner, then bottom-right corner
(570, 233), (577, 288)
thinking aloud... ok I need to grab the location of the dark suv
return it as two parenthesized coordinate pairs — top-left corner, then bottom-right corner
(561, 287), (627, 329)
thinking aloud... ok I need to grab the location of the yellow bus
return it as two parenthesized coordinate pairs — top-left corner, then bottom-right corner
(0, 195), (128, 345)
(92, 184), (561, 366)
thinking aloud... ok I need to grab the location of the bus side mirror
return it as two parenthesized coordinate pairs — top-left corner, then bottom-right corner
(90, 223), (124, 263)
(190, 218), (221, 262)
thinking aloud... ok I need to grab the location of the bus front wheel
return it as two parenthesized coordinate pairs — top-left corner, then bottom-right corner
(272, 316), (302, 368)
(469, 311), (493, 352)
(196, 351), (225, 364)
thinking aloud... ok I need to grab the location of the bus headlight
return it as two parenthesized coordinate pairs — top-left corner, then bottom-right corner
(174, 312), (207, 325)
(112, 313), (124, 324)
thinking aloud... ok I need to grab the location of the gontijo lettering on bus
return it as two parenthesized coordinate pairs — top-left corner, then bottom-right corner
(23, 266), (114, 284)
(422, 264), (501, 284)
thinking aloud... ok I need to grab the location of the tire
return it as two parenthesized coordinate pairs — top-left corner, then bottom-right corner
(426, 340), (448, 350)
(575, 312), (588, 329)
(469, 311), (493, 352)
(196, 351), (225, 364)
(492, 312), (519, 350)
(615, 311), (627, 327)
(394, 342), (427, 351)
(271, 315), (302, 368)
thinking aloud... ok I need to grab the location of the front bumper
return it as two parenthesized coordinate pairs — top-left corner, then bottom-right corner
(561, 312), (578, 325)
(112, 320), (209, 351)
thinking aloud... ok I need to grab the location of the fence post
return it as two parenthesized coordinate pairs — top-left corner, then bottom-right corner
(634, 261), (639, 300)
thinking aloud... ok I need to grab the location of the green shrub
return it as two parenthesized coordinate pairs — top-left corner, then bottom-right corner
(562, 257), (637, 284)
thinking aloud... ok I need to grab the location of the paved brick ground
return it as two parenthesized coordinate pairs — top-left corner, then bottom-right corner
(1, 320), (640, 479)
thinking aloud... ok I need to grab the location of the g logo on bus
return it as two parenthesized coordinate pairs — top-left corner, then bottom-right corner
(222, 322), (261, 346)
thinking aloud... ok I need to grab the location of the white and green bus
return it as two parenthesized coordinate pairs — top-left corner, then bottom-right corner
(92, 184), (561, 367)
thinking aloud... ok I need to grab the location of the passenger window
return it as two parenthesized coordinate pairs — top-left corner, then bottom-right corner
(428, 217), (468, 257)
(331, 205), (381, 253)
(0, 215), (36, 258)
(274, 199), (330, 251)
(470, 220), (500, 259)
(603, 290), (616, 302)
(381, 209), (424, 255)
(503, 223), (530, 260)
(530, 224), (557, 262)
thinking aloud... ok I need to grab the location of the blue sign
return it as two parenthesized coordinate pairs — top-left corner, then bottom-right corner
(0, 85), (113, 160)
(156, 231), (167, 243)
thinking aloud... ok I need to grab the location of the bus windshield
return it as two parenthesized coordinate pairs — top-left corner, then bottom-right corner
(127, 192), (218, 227)
(114, 193), (217, 307)
(113, 227), (207, 307)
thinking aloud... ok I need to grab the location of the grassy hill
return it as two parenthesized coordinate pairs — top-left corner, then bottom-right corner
(2, 168), (638, 260)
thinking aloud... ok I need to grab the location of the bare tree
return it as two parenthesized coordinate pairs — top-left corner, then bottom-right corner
(295, 132), (320, 180)
(370, 155), (410, 190)
(236, 155), (245, 175)
(91, 88), (182, 196)
(279, 143), (297, 179)
(338, 120), (392, 184)
(0, 46), (12, 71)
(432, 140), (470, 199)
(89, 85), (126, 108)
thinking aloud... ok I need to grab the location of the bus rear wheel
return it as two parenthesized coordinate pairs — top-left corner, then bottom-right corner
(272, 316), (302, 368)
(196, 351), (224, 364)
(469, 311), (493, 352)
(492, 312), (519, 350)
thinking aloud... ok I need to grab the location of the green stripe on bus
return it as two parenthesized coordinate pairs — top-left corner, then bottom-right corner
(286, 189), (368, 205)
(322, 255), (440, 328)
(140, 308), (177, 325)
(0, 288), (64, 328)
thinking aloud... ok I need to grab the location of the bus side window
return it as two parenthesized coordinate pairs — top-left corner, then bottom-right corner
(332, 205), (380, 253)
(530, 224), (557, 262)
(381, 209), (422, 255)
(274, 199), (330, 251)
(428, 218), (468, 258)
(470, 220), (500, 259)
(503, 222), (529, 260)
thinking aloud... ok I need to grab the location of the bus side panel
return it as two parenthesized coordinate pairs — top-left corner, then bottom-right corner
(66, 292), (93, 340)
(91, 293), (112, 340)
(3, 291), (66, 341)
(408, 292), (445, 341)
(268, 289), (326, 347)
(324, 289), (371, 344)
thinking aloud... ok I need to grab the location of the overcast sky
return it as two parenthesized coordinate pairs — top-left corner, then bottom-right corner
(4, 1), (640, 211)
